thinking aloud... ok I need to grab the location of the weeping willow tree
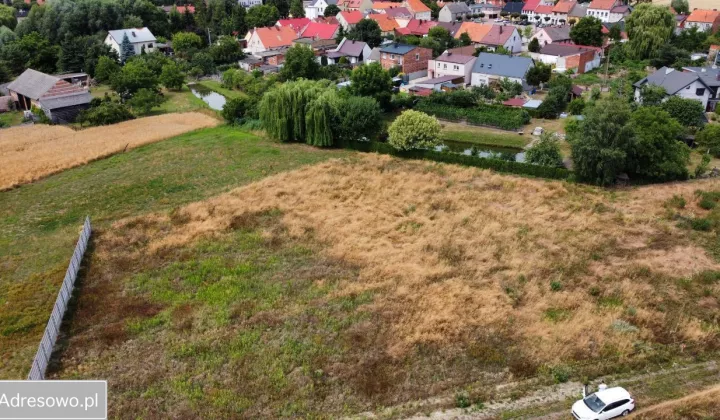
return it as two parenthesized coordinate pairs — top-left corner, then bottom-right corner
(625, 4), (674, 60)
(259, 79), (337, 145)
(305, 90), (338, 147)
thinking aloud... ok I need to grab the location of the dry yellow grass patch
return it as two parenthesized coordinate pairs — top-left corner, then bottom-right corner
(105, 155), (720, 366)
(0, 112), (218, 190)
(632, 385), (720, 419)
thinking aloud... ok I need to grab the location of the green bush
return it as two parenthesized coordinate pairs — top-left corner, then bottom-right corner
(690, 218), (712, 231)
(550, 281), (562, 291)
(78, 100), (134, 126)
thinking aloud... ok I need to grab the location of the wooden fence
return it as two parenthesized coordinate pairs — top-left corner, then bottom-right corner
(27, 217), (92, 380)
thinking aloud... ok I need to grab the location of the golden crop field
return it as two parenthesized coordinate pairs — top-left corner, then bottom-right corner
(0, 112), (218, 190)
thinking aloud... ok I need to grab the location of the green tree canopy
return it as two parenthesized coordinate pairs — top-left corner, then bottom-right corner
(333, 95), (381, 142)
(221, 96), (253, 124)
(525, 62), (551, 86)
(159, 61), (185, 90)
(627, 106), (689, 181)
(696, 124), (720, 158)
(569, 98), (635, 185)
(625, 3), (674, 59)
(209, 35), (244, 64)
(388, 110), (441, 151)
(347, 19), (382, 48)
(289, 0), (305, 17)
(245, 4), (280, 28)
(127, 88), (165, 115)
(94, 55), (120, 83)
(172, 31), (203, 54)
(349, 62), (393, 108)
(525, 132), (564, 167)
(0, 5), (17, 30)
(569, 16), (603, 47)
(528, 37), (540, 53)
(660, 96), (706, 128)
(638, 84), (667, 106)
(120, 33), (136, 63)
(111, 59), (159, 99)
(324, 4), (340, 17)
(670, 0), (689, 15)
(281, 44), (320, 80)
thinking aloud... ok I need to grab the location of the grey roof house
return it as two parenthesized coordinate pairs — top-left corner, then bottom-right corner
(633, 66), (718, 112)
(6, 69), (91, 123)
(326, 38), (372, 65)
(439, 2), (471, 23)
(470, 53), (535, 90)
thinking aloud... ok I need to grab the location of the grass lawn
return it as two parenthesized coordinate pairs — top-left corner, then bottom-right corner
(0, 111), (24, 127)
(89, 84), (113, 99)
(195, 80), (247, 100)
(440, 122), (529, 148)
(89, 84), (211, 115)
(0, 126), (348, 380)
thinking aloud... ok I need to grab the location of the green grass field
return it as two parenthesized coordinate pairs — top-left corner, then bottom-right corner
(440, 123), (529, 148)
(90, 84), (210, 115)
(0, 111), (24, 127)
(195, 80), (247, 100)
(0, 126), (348, 379)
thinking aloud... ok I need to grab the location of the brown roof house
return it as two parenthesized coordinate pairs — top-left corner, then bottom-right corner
(7, 69), (91, 123)
(379, 43), (433, 80)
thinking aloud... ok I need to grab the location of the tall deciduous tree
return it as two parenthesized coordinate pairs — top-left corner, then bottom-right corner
(281, 44), (320, 80)
(160, 61), (185, 90)
(696, 124), (720, 157)
(347, 18), (382, 48)
(0, 5), (17, 30)
(660, 96), (706, 128)
(569, 98), (635, 185)
(625, 3), (674, 59)
(569, 16), (603, 47)
(670, 0), (689, 15)
(349, 62), (393, 108)
(628, 106), (689, 181)
(290, 0), (305, 17)
(245, 4), (279, 28)
(324, 4), (340, 17)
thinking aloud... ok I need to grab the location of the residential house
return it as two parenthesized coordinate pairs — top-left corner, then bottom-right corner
(6, 69), (91, 123)
(469, 4), (501, 20)
(314, 16), (340, 24)
(633, 66), (717, 111)
(403, 0), (432, 20)
(325, 38), (371, 64)
(104, 27), (157, 56)
(502, 2), (524, 16)
(587, 0), (624, 23)
(367, 13), (400, 36)
(437, 21), (464, 37)
(530, 26), (572, 47)
(338, 0), (370, 11)
(685, 9), (720, 33)
(550, 0), (575, 25)
(371, 1), (400, 12)
(428, 52), (477, 85)
(445, 45), (476, 56)
(439, 2), (471, 23)
(244, 25), (297, 55)
(253, 48), (289, 66)
(395, 19), (438, 36)
(385, 7), (413, 27)
(293, 37), (338, 59)
(413, 75), (463, 91)
(532, 43), (602, 74)
(453, 22), (492, 44)
(568, 2), (588, 22)
(608, 4), (631, 23)
(238, 0), (262, 7)
(470, 53), (535, 90)
(160, 5), (195, 14)
(379, 43), (433, 79)
(477, 25), (522, 53)
(683, 66), (720, 111)
(299, 22), (340, 40)
(277, 17), (311, 31)
(337, 10), (364, 30)
(305, 0), (337, 19)
(365, 46), (382, 64)
(523, 0), (555, 24)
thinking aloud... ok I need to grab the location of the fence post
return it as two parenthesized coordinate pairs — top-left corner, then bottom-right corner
(26, 216), (92, 380)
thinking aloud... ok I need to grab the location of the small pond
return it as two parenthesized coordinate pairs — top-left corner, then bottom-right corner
(188, 83), (226, 111)
(436, 140), (526, 163)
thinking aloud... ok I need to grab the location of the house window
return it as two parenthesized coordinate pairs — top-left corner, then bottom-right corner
(453, 65), (459, 70)
(415, 53), (420, 60)
(437, 62), (440, 68)
(382, 53), (387, 59)
(697, 88), (706, 96)
(390, 54), (395, 59)
(443, 64), (447, 69)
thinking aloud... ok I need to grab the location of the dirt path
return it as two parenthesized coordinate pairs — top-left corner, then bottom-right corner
(627, 385), (720, 418)
(352, 360), (720, 419)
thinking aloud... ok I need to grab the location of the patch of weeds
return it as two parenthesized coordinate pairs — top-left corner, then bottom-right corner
(624, 306), (637, 317)
(126, 312), (166, 335)
(592, 202), (611, 214)
(550, 281), (562, 292)
(611, 319), (638, 334)
(396, 220), (423, 234)
(455, 392), (471, 408)
(694, 270), (720, 285)
(665, 195), (686, 210)
(691, 218), (713, 232)
(550, 364), (572, 383)
(699, 196), (717, 210)
(675, 277), (692, 291)
(438, 240), (465, 265)
(543, 308), (571, 323)
(403, 204), (416, 215)
(589, 286), (601, 297)
(598, 294), (623, 308)
(517, 224), (530, 239)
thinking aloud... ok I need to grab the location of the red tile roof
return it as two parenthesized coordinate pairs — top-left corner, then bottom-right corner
(522, 0), (541, 12)
(588, 0), (616, 11)
(277, 17), (311, 31)
(535, 4), (553, 14)
(552, 0), (576, 14)
(687, 9), (720, 24)
(453, 22), (492, 43)
(396, 18), (438, 35)
(300, 22), (340, 39)
(405, 0), (431, 14)
(368, 13), (400, 31)
(338, 10), (363, 24)
(503, 98), (526, 107)
(254, 26), (298, 49)
(480, 25), (516, 47)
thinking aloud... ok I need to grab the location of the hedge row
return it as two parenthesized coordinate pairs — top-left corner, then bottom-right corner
(414, 101), (530, 130)
(337, 140), (572, 180)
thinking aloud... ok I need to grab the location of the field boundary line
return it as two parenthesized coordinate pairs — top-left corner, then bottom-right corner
(27, 217), (92, 380)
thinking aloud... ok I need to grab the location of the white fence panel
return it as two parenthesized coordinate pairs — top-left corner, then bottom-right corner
(27, 217), (92, 380)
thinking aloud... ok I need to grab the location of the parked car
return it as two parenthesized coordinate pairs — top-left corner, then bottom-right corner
(572, 387), (635, 420)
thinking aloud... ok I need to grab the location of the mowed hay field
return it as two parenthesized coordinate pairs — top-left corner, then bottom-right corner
(53, 154), (720, 417)
(0, 112), (218, 190)
(654, 0), (718, 7)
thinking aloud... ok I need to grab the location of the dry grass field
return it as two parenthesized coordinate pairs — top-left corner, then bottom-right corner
(0, 112), (218, 190)
(654, 0), (718, 8)
(53, 154), (720, 417)
(633, 386), (720, 419)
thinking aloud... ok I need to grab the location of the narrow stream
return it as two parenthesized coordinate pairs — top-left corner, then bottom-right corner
(437, 140), (526, 162)
(188, 83), (226, 111)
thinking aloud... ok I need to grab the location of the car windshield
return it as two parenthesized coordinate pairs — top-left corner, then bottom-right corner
(583, 394), (605, 413)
